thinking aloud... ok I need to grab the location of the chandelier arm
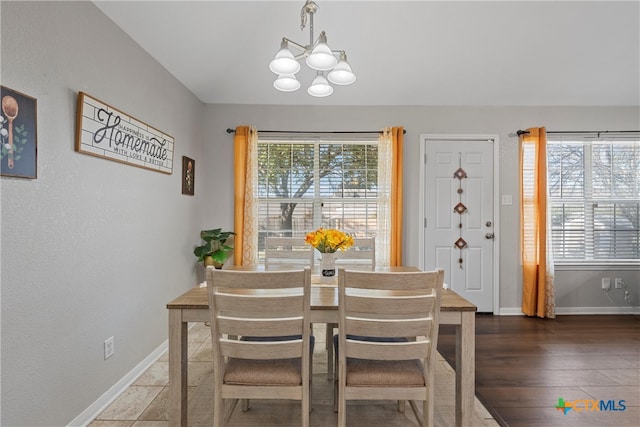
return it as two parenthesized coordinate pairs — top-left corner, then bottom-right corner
(286, 38), (345, 56)
(283, 37), (307, 52)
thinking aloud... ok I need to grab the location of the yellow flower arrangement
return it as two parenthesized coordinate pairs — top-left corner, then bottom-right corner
(305, 228), (354, 253)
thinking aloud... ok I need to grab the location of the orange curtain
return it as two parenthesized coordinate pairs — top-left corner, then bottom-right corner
(520, 127), (555, 318)
(233, 126), (249, 266)
(390, 127), (404, 266)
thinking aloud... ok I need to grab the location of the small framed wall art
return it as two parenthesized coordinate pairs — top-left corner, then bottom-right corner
(1, 85), (38, 179)
(182, 156), (195, 195)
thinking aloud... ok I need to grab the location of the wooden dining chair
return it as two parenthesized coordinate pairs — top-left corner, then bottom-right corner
(335, 268), (444, 427)
(326, 237), (376, 380)
(206, 266), (313, 427)
(264, 236), (315, 269)
(334, 237), (376, 270)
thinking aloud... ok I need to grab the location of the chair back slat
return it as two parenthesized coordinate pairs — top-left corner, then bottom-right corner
(212, 269), (308, 289)
(345, 317), (434, 338)
(334, 237), (375, 270)
(215, 293), (304, 317)
(221, 339), (303, 360)
(265, 237), (314, 268)
(217, 317), (304, 338)
(345, 293), (437, 317)
(344, 270), (441, 290)
(346, 340), (429, 361)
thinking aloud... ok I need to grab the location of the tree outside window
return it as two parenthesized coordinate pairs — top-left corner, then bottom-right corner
(257, 139), (378, 261)
(548, 139), (639, 262)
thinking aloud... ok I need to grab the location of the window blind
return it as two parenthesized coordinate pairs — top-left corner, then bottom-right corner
(547, 138), (640, 263)
(257, 138), (379, 260)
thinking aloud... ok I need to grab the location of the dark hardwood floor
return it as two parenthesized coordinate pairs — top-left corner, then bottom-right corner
(437, 314), (640, 427)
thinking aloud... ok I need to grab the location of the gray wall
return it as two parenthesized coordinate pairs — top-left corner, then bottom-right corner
(1, 2), (205, 425)
(1, 1), (638, 425)
(205, 105), (639, 313)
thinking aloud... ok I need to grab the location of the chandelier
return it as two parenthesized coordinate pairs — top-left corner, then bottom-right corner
(269, 0), (356, 97)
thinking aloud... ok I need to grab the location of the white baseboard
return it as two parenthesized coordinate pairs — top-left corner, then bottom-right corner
(498, 306), (640, 316)
(555, 306), (640, 315)
(497, 307), (524, 316)
(67, 340), (169, 427)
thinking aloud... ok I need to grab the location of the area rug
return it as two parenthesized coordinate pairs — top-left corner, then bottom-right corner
(187, 344), (498, 426)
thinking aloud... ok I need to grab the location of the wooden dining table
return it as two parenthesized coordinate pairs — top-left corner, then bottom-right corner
(166, 266), (477, 427)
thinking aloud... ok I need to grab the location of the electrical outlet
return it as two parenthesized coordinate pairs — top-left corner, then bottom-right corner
(104, 336), (114, 360)
(602, 278), (611, 291)
(614, 278), (624, 289)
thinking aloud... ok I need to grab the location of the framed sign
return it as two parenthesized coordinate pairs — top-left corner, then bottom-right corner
(1, 86), (38, 179)
(75, 92), (174, 174)
(182, 156), (195, 195)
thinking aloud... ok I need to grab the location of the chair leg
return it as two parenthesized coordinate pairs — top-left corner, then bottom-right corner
(338, 385), (347, 427)
(333, 371), (338, 413)
(309, 356), (313, 414)
(309, 323), (314, 414)
(409, 400), (425, 427)
(225, 399), (240, 425)
(302, 389), (310, 427)
(214, 395), (224, 427)
(424, 398), (433, 427)
(325, 324), (332, 350)
(326, 323), (336, 381)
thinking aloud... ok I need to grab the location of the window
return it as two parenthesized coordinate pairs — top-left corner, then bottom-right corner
(548, 136), (640, 263)
(257, 137), (379, 261)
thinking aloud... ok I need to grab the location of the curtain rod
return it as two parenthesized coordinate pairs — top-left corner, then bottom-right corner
(226, 128), (406, 135)
(516, 129), (639, 137)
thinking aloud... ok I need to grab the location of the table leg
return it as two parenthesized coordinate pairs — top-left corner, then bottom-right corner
(168, 309), (188, 427)
(455, 311), (475, 427)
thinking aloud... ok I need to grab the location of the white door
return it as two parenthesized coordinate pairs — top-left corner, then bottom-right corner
(422, 137), (496, 312)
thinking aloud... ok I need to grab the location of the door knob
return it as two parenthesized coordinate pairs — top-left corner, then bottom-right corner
(485, 232), (495, 240)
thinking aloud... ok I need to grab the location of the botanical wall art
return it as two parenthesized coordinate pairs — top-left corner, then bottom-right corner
(75, 92), (174, 174)
(1, 86), (38, 179)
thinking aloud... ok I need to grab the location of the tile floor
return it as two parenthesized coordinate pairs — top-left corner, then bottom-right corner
(90, 324), (497, 426)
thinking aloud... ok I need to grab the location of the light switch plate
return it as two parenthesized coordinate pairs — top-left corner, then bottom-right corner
(501, 195), (513, 206)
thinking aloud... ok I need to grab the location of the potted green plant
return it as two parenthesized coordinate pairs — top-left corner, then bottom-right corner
(193, 228), (235, 268)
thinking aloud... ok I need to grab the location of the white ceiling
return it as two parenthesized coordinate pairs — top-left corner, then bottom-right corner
(94, 0), (639, 107)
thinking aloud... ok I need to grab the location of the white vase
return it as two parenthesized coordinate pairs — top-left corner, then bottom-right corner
(320, 252), (336, 277)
